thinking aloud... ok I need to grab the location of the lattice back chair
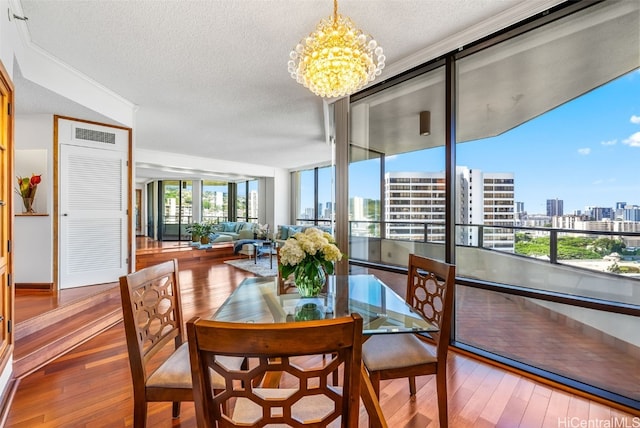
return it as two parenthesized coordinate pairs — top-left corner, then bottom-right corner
(119, 259), (191, 427)
(362, 254), (455, 428)
(120, 259), (244, 427)
(187, 314), (388, 428)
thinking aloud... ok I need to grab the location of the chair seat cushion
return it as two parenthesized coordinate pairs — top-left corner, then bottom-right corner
(232, 388), (342, 426)
(147, 342), (244, 390)
(362, 334), (437, 371)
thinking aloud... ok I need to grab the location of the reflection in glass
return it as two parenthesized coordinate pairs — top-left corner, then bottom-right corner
(455, 285), (640, 402)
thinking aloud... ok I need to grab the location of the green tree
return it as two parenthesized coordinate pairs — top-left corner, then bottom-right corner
(592, 238), (625, 255)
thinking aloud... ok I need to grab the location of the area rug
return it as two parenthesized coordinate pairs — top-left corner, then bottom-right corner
(224, 258), (278, 277)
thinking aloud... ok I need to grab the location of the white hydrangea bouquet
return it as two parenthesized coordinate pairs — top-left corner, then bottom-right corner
(278, 227), (343, 297)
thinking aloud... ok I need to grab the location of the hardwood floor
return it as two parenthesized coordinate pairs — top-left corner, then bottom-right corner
(6, 241), (639, 427)
(15, 282), (117, 323)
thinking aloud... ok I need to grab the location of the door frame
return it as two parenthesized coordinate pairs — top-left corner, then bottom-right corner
(53, 115), (133, 289)
(0, 59), (14, 392)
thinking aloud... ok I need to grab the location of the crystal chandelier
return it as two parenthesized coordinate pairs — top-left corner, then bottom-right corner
(288, 0), (385, 98)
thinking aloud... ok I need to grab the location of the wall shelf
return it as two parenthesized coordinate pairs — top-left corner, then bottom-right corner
(15, 213), (49, 217)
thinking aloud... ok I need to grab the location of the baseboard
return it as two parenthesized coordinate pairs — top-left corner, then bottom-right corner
(0, 377), (19, 428)
(0, 347), (18, 428)
(15, 283), (54, 292)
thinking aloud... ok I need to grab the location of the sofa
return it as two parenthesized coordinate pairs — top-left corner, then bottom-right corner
(275, 224), (332, 245)
(209, 221), (258, 242)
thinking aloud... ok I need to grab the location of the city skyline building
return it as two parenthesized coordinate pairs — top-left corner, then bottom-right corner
(587, 206), (614, 221)
(623, 206), (640, 222)
(457, 167), (515, 250)
(547, 198), (564, 217)
(383, 167), (515, 250)
(384, 171), (447, 242)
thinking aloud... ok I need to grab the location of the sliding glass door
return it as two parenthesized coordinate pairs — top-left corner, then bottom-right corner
(158, 180), (193, 241)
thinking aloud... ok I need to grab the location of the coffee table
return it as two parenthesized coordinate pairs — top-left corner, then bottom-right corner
(253, 240), (277, 268)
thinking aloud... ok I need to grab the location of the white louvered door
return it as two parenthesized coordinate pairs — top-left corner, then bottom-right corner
(59, 120), (128, 289)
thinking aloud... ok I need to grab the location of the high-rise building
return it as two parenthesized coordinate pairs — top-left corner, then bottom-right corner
(546, 198), (564, 217)
(587, 206), (614, 221)
(384, 171), (446, 242)
(385, 167), (515, 250)
(515, 202), (526, 225)
(351, 196), (365, 221)
(615, 202), (629, 220)
(623, 205), (640, 222)
(349, 196), (372, 237)
(458, 167), (515, 250)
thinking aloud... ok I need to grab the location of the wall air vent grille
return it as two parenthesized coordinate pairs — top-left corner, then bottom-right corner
(75, 128), (116, 145)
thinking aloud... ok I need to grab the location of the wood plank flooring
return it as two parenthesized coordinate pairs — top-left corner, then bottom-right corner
(6, 240), (639, 427)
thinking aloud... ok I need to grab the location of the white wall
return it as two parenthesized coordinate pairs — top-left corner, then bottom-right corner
(262, 171), (290, 237)
(13, 115), (54, 284)
(273, 168), (291, 227)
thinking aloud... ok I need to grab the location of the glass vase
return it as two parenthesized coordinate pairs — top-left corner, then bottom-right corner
(22, 197), (35, 213)
(295, 301), (324, 321)
(294, 265), (327, 298)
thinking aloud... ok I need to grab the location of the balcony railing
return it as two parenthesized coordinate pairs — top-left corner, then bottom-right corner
(348, 219), (640, 409)
(294, 218), (333, 227)
(348, 219), (640, 280)
(202, 215), (229, 223)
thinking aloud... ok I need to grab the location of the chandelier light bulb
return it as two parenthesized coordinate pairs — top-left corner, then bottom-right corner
(288, 0), (385, 98)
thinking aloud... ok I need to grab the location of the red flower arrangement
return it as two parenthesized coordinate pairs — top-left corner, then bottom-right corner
(16, 173), (42, 213)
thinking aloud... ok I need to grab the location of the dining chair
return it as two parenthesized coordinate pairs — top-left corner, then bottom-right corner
(187, 314), (388, 428)
(362, 254), (455, 428)
(119, 258), (243, 427)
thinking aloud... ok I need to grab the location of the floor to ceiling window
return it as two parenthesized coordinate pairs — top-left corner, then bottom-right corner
(341, 0), (640, 410)
(317, 166), (334, 225)
(148, 178), (261, 239)
(158, 180), (192, 241)
(349, 66), (447, 266)
(235, 179), (258, 222)
(293, 166), (335, 227)
(202, 180), (228, 223)
(295, 168), (315, 223)
(454, 0), (640, 407)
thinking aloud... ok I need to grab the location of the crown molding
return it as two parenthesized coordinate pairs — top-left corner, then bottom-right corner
(7, 0), (136, 126)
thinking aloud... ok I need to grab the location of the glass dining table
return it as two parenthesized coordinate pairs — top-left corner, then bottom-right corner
(210, 274), (436, 427)
(211, 274), (438, 335)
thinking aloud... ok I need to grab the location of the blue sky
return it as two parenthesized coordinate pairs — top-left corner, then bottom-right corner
(346, 68), (640, 215)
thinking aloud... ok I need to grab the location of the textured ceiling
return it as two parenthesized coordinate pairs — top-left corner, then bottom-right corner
(14, 0), (541, 181)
